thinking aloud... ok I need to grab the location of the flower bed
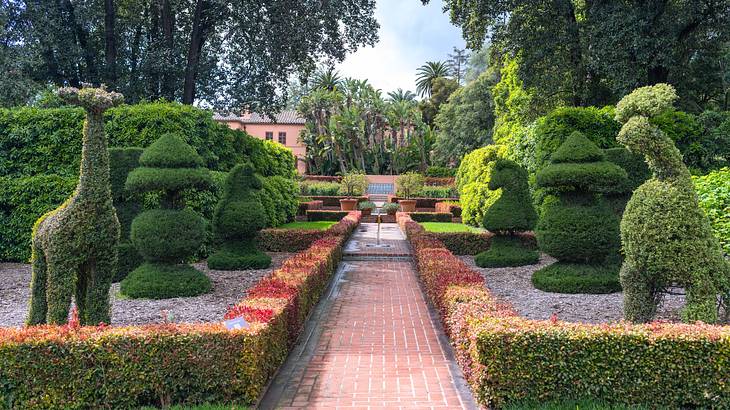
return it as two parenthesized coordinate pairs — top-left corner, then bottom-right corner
(0, 212), (361, 409)
(398, 212), (730, 409)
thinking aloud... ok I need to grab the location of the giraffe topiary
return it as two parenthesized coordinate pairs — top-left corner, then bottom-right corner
(27, 85), (123, 326)
(616, 84), (730, 323)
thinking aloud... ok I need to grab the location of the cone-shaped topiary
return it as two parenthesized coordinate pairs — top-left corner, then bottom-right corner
(615, 84), (730, 323)
(109, 147), (144, 282)
(27, 85), (123, 325)
(207, 163), (271, 270)
(121, 134), (213, 299)
(475, 159), (539, 267)
(533, 131), (627, 294)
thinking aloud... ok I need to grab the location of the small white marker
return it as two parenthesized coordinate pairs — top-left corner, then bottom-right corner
(223, 317), (250, 330)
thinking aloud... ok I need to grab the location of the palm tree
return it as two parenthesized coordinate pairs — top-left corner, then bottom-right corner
(311, 67), (342, 91)
(387, 88), (416, 103)
(416, 61), (450, 97)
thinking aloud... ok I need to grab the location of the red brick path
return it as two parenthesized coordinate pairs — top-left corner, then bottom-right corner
(265, 224), (475, 409)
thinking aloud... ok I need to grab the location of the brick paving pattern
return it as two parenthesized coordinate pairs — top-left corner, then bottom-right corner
(262, 223), (476, 409)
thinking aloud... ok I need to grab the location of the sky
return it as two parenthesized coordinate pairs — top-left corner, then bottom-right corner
(336, 0), (466, 95)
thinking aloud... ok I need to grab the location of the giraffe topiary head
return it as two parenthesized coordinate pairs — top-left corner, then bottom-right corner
(58, 83), (124, 114)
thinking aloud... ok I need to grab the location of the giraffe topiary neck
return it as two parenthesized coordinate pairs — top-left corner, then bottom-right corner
(77, 111), (112, 201)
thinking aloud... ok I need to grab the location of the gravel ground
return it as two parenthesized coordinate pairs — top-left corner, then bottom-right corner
(461, 254), (688, 324)
(0, 253), (292, 328)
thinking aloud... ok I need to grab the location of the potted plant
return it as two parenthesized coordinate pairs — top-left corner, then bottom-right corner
(358, 201), (376, 216)
(338, 172), (369, 211)
(395, 172), (425, 213)
(382, 202), (399, 216)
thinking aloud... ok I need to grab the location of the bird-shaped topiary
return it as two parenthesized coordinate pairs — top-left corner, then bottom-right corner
(532, 131), (628, 294)
(27, 85), (123, 325)
(120, 134), (213, 299)
(475, 159), (539, 267)
(615, 84), (730, 323)
(207, 163), (271, 270)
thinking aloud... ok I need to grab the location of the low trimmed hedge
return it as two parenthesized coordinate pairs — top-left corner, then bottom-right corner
(297, 200), (323, 216)
(1, 212), (361, 409)
(307, 196), (368, 207)
(408, 212), (453, 222)
(435, 201), (462, 217)
(389, 196), (460, 209)
(397, 212), (730, 409)
(258, 214), (361, 252)
(306, 210), (349, 221)
(430, 232), (492, 255)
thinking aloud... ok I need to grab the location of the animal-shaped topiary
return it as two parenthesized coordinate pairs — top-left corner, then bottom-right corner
(532, 131), (628, 294)
(207, 163), (271, 270)
(109, 147), (144, 282)
(27, 85), (123, 325)
(475, 159), (539, 267)
(121, 133), (213, 299)
(615, 84), (730, 323)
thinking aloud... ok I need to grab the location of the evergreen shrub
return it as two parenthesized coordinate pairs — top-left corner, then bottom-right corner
(456, 145), (506, 225)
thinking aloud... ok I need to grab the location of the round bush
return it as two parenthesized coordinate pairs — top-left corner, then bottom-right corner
(532, 262), (622, 294)
(120, 262), (212, 299)
(131, 208), (206, 263)
(475, 237), (539, 268)
(139, 133), (205, 168)
(536, 196), (619, 263)
(215, 200), (267, 239)
(207, 246), (272, 270)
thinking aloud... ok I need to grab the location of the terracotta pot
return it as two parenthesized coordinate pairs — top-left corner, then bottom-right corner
(399, 199), (417, 213)
(361, 208), (372, 217)
(339, 198), (358, 211)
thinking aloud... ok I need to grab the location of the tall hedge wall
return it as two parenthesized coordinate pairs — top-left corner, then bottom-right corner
(0, 102), (297, 261)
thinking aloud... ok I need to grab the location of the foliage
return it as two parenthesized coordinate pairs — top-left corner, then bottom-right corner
(416, 186), (457, 199)
(131, 208), (206, 263)
(421, 223), (479, 233)
(419, 77), (460, 127)
(435, 201), (462, 217)
(121, 263), (212, 299)
(491, 57), (539, 155)
(109, 147), (144, 281)
(531, 262), (621, 294)
(536, 133), (626, 264)
(409, 213), (453, 223)
(0, 103), (295, 179)
(381, 203), (400, 215)
(208, 163), (270, 271)
(693, 168), (730, 254)
(28, 86), (122, 326)
(416, 61), (451, 97)
(307, 210), (349, 221)
(433, 71), (496, 166)
(395, 172), (425, 198)
(399, 212), (730, 410)
(1, 1), (378, 110)
(425, 166), (455, 177)
(358, 201), (376, 211)
(259, 176), (298, 228)
(475, 237), (539, 268)
(616, 84), (730, 324)
(456, 145), (507, 226)
(300, 181), (340, 196)
(298, 79), (431, 175)
(258, 214), (356, 252)
(338, 172), (369, 197)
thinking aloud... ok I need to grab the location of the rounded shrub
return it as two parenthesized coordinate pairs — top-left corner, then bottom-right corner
(131, 208), (206, 263)
(475, 237), (539, 268)
(120, 263), (212, 299)
(615, 84), (730, 323)
(456, 145), (507, 226)
(531, 262), (622, 294)
(207, 242), (272, 270)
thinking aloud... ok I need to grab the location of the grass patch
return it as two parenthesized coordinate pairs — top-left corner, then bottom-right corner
(120, 263), (212, 299)
(475, 236), (539, 268)
(420, 222), (483, 233)
(278, 221), (337, 230)
(504, 399), (648, 410)
(532, 262), (622, 294)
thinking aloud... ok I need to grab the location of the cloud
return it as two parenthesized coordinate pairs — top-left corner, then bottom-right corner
(336, 0), (465, 95)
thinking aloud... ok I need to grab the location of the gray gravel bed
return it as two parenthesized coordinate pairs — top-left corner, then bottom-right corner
(0, 253), (292, 328)
(460, 255), (688, 324)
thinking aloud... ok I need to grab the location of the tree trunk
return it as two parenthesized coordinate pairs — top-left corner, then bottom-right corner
(161, 0), (176, 100)
(560, 0), (585, 106)
(104, 0), (117, 87)
(183, 0), (209, 104)
(62, 0), (97, 84)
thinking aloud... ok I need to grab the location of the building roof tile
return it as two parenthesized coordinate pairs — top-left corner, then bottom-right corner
(213, 110), (305, 125)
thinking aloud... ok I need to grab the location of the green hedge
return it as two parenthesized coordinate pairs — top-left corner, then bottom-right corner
(693, 167), (730, 255)
(456, 145), (506, 226)
(409, 212), (453, 222)
(307, 210), (349, 221)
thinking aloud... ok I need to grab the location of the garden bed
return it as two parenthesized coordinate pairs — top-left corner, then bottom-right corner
(460, 255), (686, 324)
(0, 254), (292, 327)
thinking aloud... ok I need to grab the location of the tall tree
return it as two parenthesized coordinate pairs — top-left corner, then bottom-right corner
(415, 61), (450, 97)
(447, 46), (469, 84)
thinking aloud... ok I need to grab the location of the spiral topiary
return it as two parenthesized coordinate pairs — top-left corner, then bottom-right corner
(27, 85), (123, 325)
(533, 131), (628, 293)
(475, 159), (539, 267)
(615, 84), (730, 323)
(207, 163), (271, 270)
(121, 134), (213, 299)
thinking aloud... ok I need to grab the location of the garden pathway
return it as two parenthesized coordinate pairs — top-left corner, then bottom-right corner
(259, 223), (476, 409)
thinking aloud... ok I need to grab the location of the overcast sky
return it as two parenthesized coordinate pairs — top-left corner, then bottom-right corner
(336, 0), (466, 95)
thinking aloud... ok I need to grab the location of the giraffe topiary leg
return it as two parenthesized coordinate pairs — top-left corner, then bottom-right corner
(620, 261), (658, 323)
(45, 249), (80, 325)
(81, 246), (117, 325)
(27, 240), (49, 325)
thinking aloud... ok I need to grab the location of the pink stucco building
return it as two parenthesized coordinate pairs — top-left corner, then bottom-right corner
(214, 111), (307, 174)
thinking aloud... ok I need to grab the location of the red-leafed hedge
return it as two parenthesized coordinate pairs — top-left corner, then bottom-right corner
(258, 228), (324, 252)
(388, 196), (460, 209)
(435, 201), (462, 217)
(307, 196), (368, 207)
(297, 200), (323, 216)
(302, 175), (342, 183)
(397, 213), (730, 409)
(0, 212), (361, 409)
